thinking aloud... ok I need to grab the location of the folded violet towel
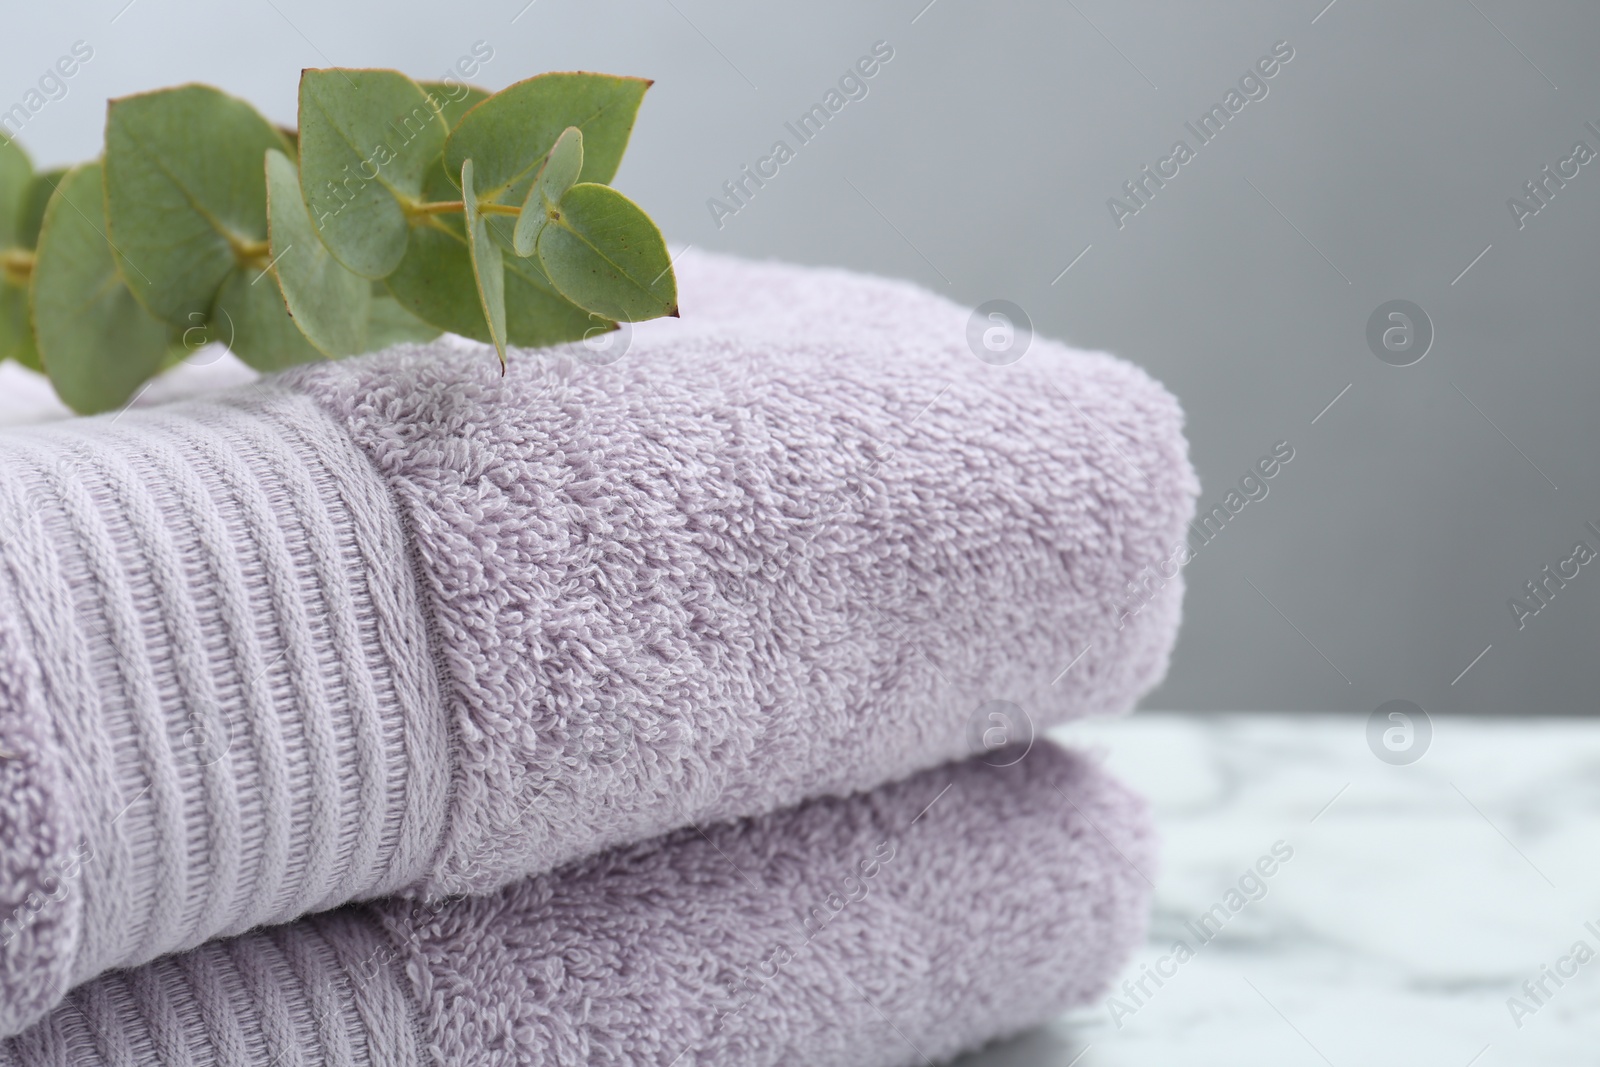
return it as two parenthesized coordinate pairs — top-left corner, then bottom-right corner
(0, 251), (1195, 1035)
(1, 742), (1151, 1067)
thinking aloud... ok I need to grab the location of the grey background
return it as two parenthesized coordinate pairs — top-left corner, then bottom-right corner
(7, 0), (1598, 713)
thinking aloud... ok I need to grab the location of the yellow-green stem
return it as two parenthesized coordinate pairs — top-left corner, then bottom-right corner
(410, 199), (520, 218)
(0, 248), (33, 287)
(412, 199), (464, 216)
(227, 235), (272, 272)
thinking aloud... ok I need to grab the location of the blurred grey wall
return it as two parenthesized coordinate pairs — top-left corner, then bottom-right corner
(7, 0), (1599, 713)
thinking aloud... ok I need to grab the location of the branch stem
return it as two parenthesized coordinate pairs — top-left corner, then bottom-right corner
(228, 236), (271, 269)
(410, 200), (520, 218)
(0, 248), (34, 287)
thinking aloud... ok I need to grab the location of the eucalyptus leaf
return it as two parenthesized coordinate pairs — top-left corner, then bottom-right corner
(505, 243), (618, 345)
(1, 169), (69, 370)
(420, 82), (489, 132)
(26, 68), (668, 407)
(0, 135), (30, 250)
(537, 182), (676, 321)
(211, 264), (325, 372)
(298, 68), (447, 279)
(367, 285), (441, 347)
(383, 223), (480, 337)
(0, 136), (36, 368)
(460, 158), (507, 367)
(390, 85), (621, 348)
(444, 73), (649, 203)
(105, 84), (294, 324)
(513, 125), (582, 257)
(31, 163), (174, 413)
(266, 148), (371, 357)
(0, 286), (36, 369)
(18, 169), (66, 249)
(384, 216), (603, 348)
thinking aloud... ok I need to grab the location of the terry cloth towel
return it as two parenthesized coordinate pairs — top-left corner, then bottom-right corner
(0, 742), (1152, 1067)
(0, 251), (1195, 1036)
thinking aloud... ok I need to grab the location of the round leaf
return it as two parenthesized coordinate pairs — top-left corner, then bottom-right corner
(297, 68), (448, 279)
(0, 285), (37, 370)
(266, 148), (370, 356)
(513, 125), (582, 257)
(536, 183), (676, 321)
(386, 152), (607, 348)
(382, 215), (479, 337)
(0, 135), (31, 250)
(366, 285), (441, 348)
(17, 169), (66, 250)
(419, 82), (489, 132)
(105, 84), (294, 324)
(385, 218), (604, 348)
(444, 73), (649, 202)
(31, 163), (175, 413)
(504, 254), (618, 347)
(461, 158), (507, 366)
(211, 265), (324, 372)
(0, 136), (36, 368)
(1, 170), (64, 370)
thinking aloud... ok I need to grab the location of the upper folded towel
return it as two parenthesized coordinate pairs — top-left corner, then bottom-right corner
(0, 251), (1195, 1036)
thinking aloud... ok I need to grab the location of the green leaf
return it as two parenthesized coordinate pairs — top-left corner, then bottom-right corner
(0, 136), (37, 369)
(266, 148), (371, 357)
(460, 158), (506, 367)
(367, 284), (441, 347)
(513, 125), (582, 257)
(0, 168), (68, 370)
(501, 248), (609, 346)
(105, 84), (294, 325)
(30, 163), (175, 413)
(297, 68), (448, 279)
(0, 286), (36, 370)
(444, 73), (649, 203)
(536, 183), (676, 321)
(419, 82), (489, 132)
(211, 265), (325, 372)
(385, 157), (608, 348)
(382, 218), (480, 337)
(17, 170), (66, 250)
(0, 135), (31, 250)
(384, 222), (604, 349)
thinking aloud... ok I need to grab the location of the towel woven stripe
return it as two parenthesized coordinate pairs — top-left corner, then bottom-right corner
(128, 414), (292, 936)
(12, 438), (192, 966)
(0, 911), (414, 1067)
(93, 418), (257, 943)
(222, 414), (391, 913)
(0, 386), (448, 1000)
(262, 401), (451, 896)
(62, 431), (245, 951)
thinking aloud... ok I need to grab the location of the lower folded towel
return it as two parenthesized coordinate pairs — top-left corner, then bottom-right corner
(1, 741), (1149, 1067)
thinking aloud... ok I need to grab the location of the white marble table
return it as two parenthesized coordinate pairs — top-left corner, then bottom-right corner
(951, 713), (1600, 1066)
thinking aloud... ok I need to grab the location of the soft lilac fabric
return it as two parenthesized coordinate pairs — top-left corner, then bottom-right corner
(0, 251), (1194, 1034)
(0, 573), (76, 1036)
(1, 742), (1153, 1067)
(288, 251), (1196, 900)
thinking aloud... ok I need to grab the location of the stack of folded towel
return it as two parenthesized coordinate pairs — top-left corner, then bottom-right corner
(0, 252), (1195, 1066)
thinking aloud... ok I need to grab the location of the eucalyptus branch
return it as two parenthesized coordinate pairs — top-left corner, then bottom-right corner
(0, 68), (677, 413)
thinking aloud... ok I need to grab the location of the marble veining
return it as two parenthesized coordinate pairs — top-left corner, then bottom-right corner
(950, 713), (1600, 1066)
